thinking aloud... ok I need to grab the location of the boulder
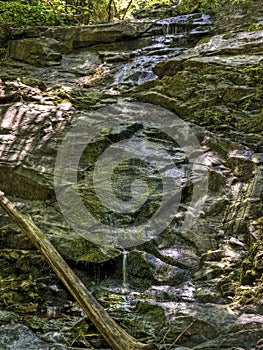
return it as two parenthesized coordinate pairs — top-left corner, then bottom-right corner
(71, 21), (152, 49)
(0, 323), (68, 350)
(8, 37), (62, 66)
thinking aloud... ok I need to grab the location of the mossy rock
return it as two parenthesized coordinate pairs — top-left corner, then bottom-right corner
(53, 235), (121, 263)
(196, 35), (213, 45)
(239, 111), (263, 133)
(176, 0), (200, 14)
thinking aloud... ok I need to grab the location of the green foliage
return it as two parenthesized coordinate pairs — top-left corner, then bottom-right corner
(243, 65), (263, 88)
(131, 0), (170, 11)
(0, 0), (78, 26)
(247, 22), (263, 31)
(197, 0), (250, 12)
(193, 109), (235, 128)
(0, 0), (255, 26)
(62, 0), (108, 24)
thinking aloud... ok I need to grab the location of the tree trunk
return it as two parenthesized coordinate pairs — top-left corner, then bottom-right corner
(0, 191), (158, 350)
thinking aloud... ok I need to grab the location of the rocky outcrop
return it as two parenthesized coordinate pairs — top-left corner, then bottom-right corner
(132, 27), (263, 150)
(0, 1), (263, 350)
(2, 13), (213, 66)
(8, 38), (62, 66)
(0, 323), (68, 350)
(4, 21), (153, 66)
(0, 99), (72, 199)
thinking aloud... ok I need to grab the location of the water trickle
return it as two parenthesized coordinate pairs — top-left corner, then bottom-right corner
(157, 13), (214, 36)
(122, 249), (129, 288)
(162, 23), (179, 35)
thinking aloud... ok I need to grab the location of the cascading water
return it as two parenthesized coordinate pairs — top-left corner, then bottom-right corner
(122, 250), (129, 288)
(108, 13), (213, 88)
(28, 12), (213, 90)
(157, 13), (213, 35)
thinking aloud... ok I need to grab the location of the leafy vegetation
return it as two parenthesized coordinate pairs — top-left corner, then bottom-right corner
(198, 0), (250, 11)
(0, 0), (253, 26)
(0, 0), (77, 26)
(248, 22), (263, 31)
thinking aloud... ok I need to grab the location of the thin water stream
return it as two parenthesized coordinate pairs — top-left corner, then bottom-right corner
(122, 249), (129, 288)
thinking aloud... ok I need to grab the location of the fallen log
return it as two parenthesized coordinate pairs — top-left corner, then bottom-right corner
(0, 191), (158, 350)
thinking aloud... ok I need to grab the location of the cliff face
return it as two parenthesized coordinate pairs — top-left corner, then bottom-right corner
(133, 1), (263, 151)
(0, 1), (262, 349)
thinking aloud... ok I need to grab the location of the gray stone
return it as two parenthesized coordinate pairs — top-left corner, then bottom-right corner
(153, 31), (263, 78)
(0, 2), (263, 349)
(0, 323), (68, 350)
(0, 311), (20, 324)
(133, 3), (179, 19)
(10, 21), (153, 54)
(0, 100), (73, 199)
(9, 38), (62, 66)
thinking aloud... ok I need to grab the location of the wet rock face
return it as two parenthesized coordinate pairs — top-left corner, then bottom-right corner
(0, 1), (263, 349)
(0, 103), (262, 349)
(4, 13), (212, 66)
(133, 28), (263, 150)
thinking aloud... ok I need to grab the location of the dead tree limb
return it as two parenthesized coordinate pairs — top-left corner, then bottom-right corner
(0, 191), (158, 350)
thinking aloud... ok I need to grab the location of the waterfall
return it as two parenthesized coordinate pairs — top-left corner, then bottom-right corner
(107, 212), (129, 288)
(116, 245), (129, 288)
(122, 250), (129, 288)
(162, 23), (179, 35)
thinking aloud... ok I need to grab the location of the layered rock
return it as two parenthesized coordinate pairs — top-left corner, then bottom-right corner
(2, 13), (213, 66)
(0, 1), (263, 350)
(8, 38), (62, 66)
(4, 21), (153, 66)
(132, 28), (263, 150)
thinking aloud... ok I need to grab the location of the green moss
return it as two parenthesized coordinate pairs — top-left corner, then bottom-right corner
(196, 36), (213, 45)
(248, 23), (263, 31)
(127, 250), (154, 290)
(233, 234), (263, 304)
(20, 77), (42, 88)
(222, 33), (235, 39)
(243, 65), (263, 79)
(135, 301), (166, 324)
(193, 109), (232, 126)
(198, 0), (251, 12)
(239, 111), (263, 133)
(241, 65), (263, 110)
